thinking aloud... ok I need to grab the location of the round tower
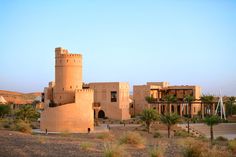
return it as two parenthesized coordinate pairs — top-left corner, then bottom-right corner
(54, 47), (82, 105)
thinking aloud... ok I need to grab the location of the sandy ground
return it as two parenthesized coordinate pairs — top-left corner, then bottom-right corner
(0, 124), (182, 157)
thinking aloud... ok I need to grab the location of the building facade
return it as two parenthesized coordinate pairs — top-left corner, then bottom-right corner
(133, 82), (202, 117)
(40, 47), (94, 133)
(84, 82), (131, 120)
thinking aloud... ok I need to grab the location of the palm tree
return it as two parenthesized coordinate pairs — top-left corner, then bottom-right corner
(200, 95), (214, 117)
(140, 109), (158, 133)
(160, 113), (180, 138)
(204, 115), (220, 144)
(184, 95), (194, 134)
(227, 96), (236, 117)
(164, 95), (177, 114)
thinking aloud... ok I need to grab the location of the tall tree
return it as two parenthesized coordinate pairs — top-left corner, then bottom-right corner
(184, 95), (194, 134)
(0, 105), (11, 118)
(204, 115), (220, 144)
(200, 95), (214, 116)
(160, 113), (180, 138)
(15, 105), (40, 122)
(164, 95), (177, 114)
(140, 109), (158, 133)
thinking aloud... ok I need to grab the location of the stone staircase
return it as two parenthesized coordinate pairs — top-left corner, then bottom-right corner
(178, 123), (236, 139)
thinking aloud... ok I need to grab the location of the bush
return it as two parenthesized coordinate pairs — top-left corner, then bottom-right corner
(228, 140), (236, 152)
(153, 132), (162, 138)
(0, 105), (11, 118)
(182, 139), (203, 157)
(174, 130), (190, 137)
(103, 143), (128, 157)
(0, 118), (13, 129)
(15, 105), (39, 122)
(12, 120), (32, 134)
(0, 118), (32, 133)
(148, 145), (164, 157)
(181, 138), (231, 157)
(215, 136), (228, 142)
(119, 131), (145, 147)
(80, 142), (92, 151)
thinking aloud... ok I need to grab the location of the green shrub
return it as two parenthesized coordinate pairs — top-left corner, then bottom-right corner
(148, 145), (164, 157)
(15, 105), (39, 122)
(103, 143), (128, 157)
(0, 105), (11, 118)
(153, 132), (162, 138)
(228, 140), (236, 152)
(80, 142), (92, 151)
(119, 131), (145, 147)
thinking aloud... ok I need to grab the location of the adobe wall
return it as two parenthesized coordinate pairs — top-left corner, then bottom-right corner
(89, 82), (130, 120)
(40, 89), (94, 133)
(133, 85), (149, 115)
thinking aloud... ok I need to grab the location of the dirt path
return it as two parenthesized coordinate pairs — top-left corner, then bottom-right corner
(165, 138), (182, 157)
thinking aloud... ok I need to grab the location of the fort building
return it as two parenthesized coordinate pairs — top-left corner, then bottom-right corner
(40, 47), (94, 133)
(133, 82), (202, 117)
(83, 82), (131, 120)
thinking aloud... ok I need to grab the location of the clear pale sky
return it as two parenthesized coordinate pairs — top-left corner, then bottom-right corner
(0, 0), (236, 96)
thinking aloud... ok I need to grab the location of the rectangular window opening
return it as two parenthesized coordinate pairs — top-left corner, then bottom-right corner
(111, 91), (117, 102)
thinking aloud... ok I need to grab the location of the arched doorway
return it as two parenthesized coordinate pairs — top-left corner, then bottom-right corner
(98, 110), (105, 118)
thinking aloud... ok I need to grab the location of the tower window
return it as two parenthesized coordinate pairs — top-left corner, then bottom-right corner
(111, 91), (117, 102)
(67, 59), (68, 63)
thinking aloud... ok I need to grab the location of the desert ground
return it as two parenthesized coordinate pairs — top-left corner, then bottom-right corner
(0, 122), (234, 157)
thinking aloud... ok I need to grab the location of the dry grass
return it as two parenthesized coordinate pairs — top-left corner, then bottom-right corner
(11, 120), (32, 134)
(228, 139), (236, 153)
(180, 138), (231, 157)
(80, 142), (92, 151)
(148, 145), (164, 157)
(37, 136), (47, 144)
(103, 143), (129, 157)
(96, 132), (113, 140)
(118, 131), (145, 148)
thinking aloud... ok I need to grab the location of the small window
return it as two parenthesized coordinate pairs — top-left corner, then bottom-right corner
(111, 91), (117, 102)
(60, 96), (62, 99)
(62, 88), (64, 91)
(67, 59), (68, 63)
(194, 107), (196, 113)
(70, 86), (72, 89)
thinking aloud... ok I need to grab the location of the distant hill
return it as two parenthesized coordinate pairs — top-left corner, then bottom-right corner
(0, 90), (41, 105)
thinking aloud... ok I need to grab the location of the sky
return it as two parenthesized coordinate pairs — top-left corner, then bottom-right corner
(0, 0), (236, 96)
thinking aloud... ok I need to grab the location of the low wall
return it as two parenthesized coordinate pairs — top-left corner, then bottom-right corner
(40, 89), (94, 133)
